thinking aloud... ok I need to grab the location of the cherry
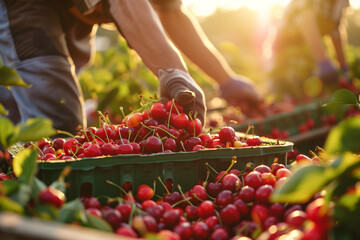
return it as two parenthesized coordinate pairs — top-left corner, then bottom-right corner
(171, 113), (189, 129)
(37, 139), (51, 151)
(251, 204), (269, 225)
(166, 99), (184, 113)
(299, 123), (308, 133)
(270, 162), (285, 175)
(254, 164), (271, 173)
(145, 205), (163, 222)
(132, 215), (158, 234)
(209, 228), (229, 240)
(185, 205), (198, 222)
(164, 191), (182, 205)
(187, 118), (202, 136)
(127, 112), (144, 128)
(200, 133), (213, 147)
(83, 144), (103, 158)
(284, 204), (303, 219)
(221, 173), (242, 192)
(196, 200), (215, 219)
(84, 197), (101, 209)
(162, 208), (181, 229)
(246, 136), (262, 146)
(184, 137), (202, 151)
(116, 204), (132, 222)
(130, 142), (141, 154)
(255, 184), (274, 204)
(296, 154), (313, 164)
(216, 190), (234, 207)
(305, 197), (329, 225)
(101, 143), (118, 156)
(151, 102), (167, 122)
(173, 222), (193, 240)
(0, 173), (12, 181)
(263, 216), (278, 230)
(158, 230), (181, 240)
(63, 138), (80, 156)
(261, 172), (276, 187)
(103, 208), (122, 229)
(218, 126), (236, 144)
(189, 185), (207, 204)
(276, 168), (292, 179)
(42, 153), (57, 161)
(141, 199), (156, 210)
(286, 210), (307, 228)
(220, 204), (241, 226)
(144, 136), (162, 154)
(136, 184), (154, 202)
(115, 226), (138, 238)
(269, 203), (285, 219)
(244, 171), (263, 189)
(306, 118), (315, 129)
(233, 199), (250, 216)
(204, 215), (219, 230)
(43, 146), (55, 155)
(86, 208), (102, 218)
(192, 221), (209, 240)
(192, 144), (205, 151)
(206, 182), (223, 198)
(117, 143), (134, 155)
(164, 138), (177, 152)
(38, 186), (65, 208)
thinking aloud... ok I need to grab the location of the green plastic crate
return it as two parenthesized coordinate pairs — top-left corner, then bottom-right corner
(37, 136), (293, 201)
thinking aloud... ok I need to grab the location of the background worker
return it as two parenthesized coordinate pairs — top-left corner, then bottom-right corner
(266, 0), (351, 100)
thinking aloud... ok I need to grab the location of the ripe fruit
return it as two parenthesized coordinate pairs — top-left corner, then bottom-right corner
(38, 186), (65, 208)
(136, 184), (154, 202)
(218, 126), (236, 144)
(246, 137), (262, 146)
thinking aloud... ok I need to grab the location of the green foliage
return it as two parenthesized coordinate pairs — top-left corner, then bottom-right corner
(0, 117), (56, 149)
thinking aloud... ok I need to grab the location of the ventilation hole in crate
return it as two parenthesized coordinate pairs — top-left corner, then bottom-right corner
(164, 178), (173, 192)
(80, 182), (93, 198)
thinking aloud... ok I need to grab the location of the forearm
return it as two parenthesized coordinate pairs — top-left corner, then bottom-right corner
(155, 6), (232, 83)
(331, 26), (348, 69)
(107, 0), (187, 75)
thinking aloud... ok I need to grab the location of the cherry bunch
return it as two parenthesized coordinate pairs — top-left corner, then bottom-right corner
(35, 100), (263, 161)
(77, 159), (330, 240)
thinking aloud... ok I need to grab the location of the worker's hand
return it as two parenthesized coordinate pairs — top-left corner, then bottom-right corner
(219, 76), (262, 114)
(317, 59), (339, 84)
(158, 68), (206, 125)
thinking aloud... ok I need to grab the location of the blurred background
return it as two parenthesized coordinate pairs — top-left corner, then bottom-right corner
(80, 0), (360, 126)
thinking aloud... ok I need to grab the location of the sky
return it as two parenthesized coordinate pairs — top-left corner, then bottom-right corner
(183, 0), (360, 17)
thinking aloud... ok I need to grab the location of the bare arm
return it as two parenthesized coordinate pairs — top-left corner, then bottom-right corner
(107, 0), (187, 76)
(330, 24), (348, 70)
(155, 5), (233, 84)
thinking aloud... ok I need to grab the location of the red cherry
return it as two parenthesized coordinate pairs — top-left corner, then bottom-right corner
(218, 126), (236, 144)
(151, 102), (167, 122)
(166, 100), (184, 113)
(255, 184), (274, 204)
(115, 226), (138, 238)
(187, 118), (202, 136)
(117, 144), (134, 155)
(164, 138), (177, 152)
(162, 209), (181, 229)
(233, 199), (250, 216)
(206, 182), (223, 198)
(221, 173), (242, 192)
(173, 222), (193, 240)
(219, 204), (240, 226)
(209, 228), (229, 240)
(269, 203), (285, 219)
(215, 190), (233, 207)
(84, 197), (101, 209)
(246, 136), (262, 146)
(0, 173), (12, 181)
(103, 208), (122, 229)
(192, 221), (209, 240)
(38, 186), (65, 208)
(127, 113), (144, 128)
(261, 172), (276, 186)
(254, 164), (271, 173)
(244, 171), (263, 189)
(42, 153), (57, 161)
(237, 186), (255, 202)
(171, 113), (189, 129)
(200, 133), (213, 147)
(286, 210), (307, 228)
(296, 154), (313, 164)
(145, 136), (162, 154)
(158, 230), (181, 240)
(270, 162), (285, 175)
(197, 200), (215, 219)
(136, 184), (154, 202)
(86, 208), (102, 218)
(251, 204), (269, 224)
(185, 205), (198, 222)
(83, 144), (103, 158)
(276, 168), (292, 179)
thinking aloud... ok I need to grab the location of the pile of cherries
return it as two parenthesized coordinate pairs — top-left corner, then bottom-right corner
(35, 100), (264, 161)
(69, 160), (330, 240)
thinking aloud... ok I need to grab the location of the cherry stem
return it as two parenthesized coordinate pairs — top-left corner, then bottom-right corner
(172, 197), (191, 208)
(205, 162), (219, 175)
(214, 209), (223, 225)
(97, 111), (111, 126)
(179, 141), (186, 152)
(215, 157), (237, 184)
(56, 130), (74, 138)
(177, 184), (193, 206)
(127, 202), (137, 226)
(119, 107), (129, 128)
(188, 113), (196, 137)
(106, 180), (128, 196)
(157, 176), (170, 195)
(30, 142), (44, 156)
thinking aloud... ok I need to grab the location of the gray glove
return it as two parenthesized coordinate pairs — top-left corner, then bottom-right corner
(158, 68), (206, 125)
(317, 60), (339, 85)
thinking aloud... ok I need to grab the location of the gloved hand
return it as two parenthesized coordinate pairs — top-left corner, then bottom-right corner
(317, 59), (339, 85)
(158, 68), (206, 125)
(219, 75), (262, 113)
